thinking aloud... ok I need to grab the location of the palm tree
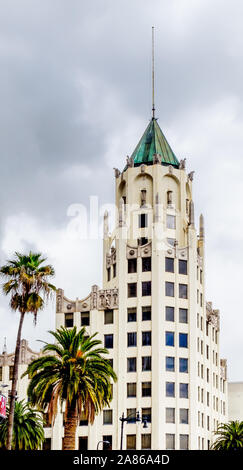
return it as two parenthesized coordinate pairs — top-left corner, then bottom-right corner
(0, 251), (55, 450)
(23, 326), (117, 450)
(0, 400), (45, 450)
(211, 421), (243, 450)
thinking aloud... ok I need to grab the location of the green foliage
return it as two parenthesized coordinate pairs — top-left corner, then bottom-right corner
(0, 400), (45, 450)
(23, 326), (117, 426)
(211, 421), (243, 450)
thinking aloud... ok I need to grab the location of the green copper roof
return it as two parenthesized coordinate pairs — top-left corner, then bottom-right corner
(131, 118), (179, 168)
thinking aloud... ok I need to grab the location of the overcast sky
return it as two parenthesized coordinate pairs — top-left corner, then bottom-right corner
(0, 0), (243, 382)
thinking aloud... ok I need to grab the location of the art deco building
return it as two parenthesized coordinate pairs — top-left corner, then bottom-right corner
(0, 116), (228, 450)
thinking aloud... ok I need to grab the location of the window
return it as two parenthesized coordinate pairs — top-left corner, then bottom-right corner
(138, 237), (148, 246)
(128, 283), (137, 297)
(166, 434), (175, 450)
(79, 437), (88, 450)
(127, 308), (136, 322)
(107, 267), (111, 282)
(165, 257), (174, 273)
(79, 410), (88, 426)
(65, 313), (73, 328)
(126, 435), (136, 450)
(180, 409), (189, 424)
(166, 408), (175, 423)
(9, 366), (14, 381)
(104, 334), (113, 349)
(0, 367), (2, 381)
(126, 408), (136, 423)
(179, 358), (188, 373)
(165, 282), (174, 297)
(165, 306), (174, 322)
(139, 213), (148, 228)
(165, 331), (174, 347)
(179, 383), (188, 398)
(103, 435), (112, 450)
(166, 382), (175, 397)
(142, 382), (151, 397)
(113, 263), (116, 278)
(142, 257), (151, 272)
(142, 356), (151, 371)
(128, 258), (137, 273)
(142, 306), (151, 321)
(142, 408), (151, 423)
(142, 331), (151, 346)
(104, 309), (113, 324)
(81, 311), (90, 326)
(141, 434), (151, 449)
(167, 190), (173, 206)
(179, 260), (187, 275)
(180, 434), (189, 450)
(179, 284), (188, 299)
(179, 308), (188, 323)
(167, 214), (176, 229)
(179, 333), (188, 348)
(127, 332), (137, 347)
(142, 281), (151, 296)
(43, 413), (52, 428)
(166, 356), (175, 372)
(127, 358), (136, 373)
(43, 438), (51, 450)
(127, 383), (136, 398)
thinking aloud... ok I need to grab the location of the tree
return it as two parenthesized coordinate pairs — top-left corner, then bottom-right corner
(0, 251), (55, 450)
(211, 421), (243, 450)
(24, 326), (117, 450)
(0, 400), (45, 450)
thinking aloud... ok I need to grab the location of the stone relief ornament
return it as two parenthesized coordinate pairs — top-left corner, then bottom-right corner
(126, 156), (134, 168)
(113, 168), (121, 178)
(188, 171), (195, 181)
(179, 158), (186, 169)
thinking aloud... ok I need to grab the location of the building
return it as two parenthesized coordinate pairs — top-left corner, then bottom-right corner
(228, 382), (243, 421)
(0, 116), (228, 450)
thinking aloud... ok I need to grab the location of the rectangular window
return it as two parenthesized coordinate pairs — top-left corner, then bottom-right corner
(126, 435), (136, 450)
(0, 367), (2, 382)
(166, 434), (175, 450)
(179, 259), (187, 275)
(79, 437), (88, 450)
(104, 309), (113, 324)
(104, 334), (113, 349)
(127, 357), (136, 373)
(142, 356), (151, 371)
(81, 311), (90, 326)
(103, 409), (112, 425)
(166, 408), (175, 424)
(127, 383), (136, 398)
(179, 358), (188, 373)
(179, 383), (189, 398)
(165, 257), (174, 273)
(9, 366), (14, 381)
(142, 257), (151, 272)
(179, 333), (188, 348)
(142, 331), (151, 346)
(166, 331), (174, 347)
(79, 410), (88, 427)
(142, 408), (151, 423)
(128, 258), (137, 274)
(65, 313), (73, 328)
(141, 434), (151, 450)
(166, 382), (175, 397)
(165, 306), (174, 322)
(113, 263), (116, 278)
(167, 214), (176, 229)
(107, 267), (111, 282)
(166, 356), (175, 372)
(180, 434), (189, 450)
(126, 408), (136, 423)
(142, 281), (151, 296)
(179, 308), (188, 323)
(128, 283), (137, 297)
(139, 213), (148, 228)
(179, 284), (188, 299)
(141, 381), (151, 397)
(165, 282), (174, 297)
(103, 435), (112, 450)
(127, 332), (137, 347)
(180, 409), (189, 424)
(142, 306), (151, 321)
(138, 237), (148, 246)
(127, 308), (136, 322)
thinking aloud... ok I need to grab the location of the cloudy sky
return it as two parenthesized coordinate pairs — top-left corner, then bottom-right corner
(0, 0), (243, 382)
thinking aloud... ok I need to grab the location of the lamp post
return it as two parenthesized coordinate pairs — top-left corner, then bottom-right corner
(119, 410), (148, 450)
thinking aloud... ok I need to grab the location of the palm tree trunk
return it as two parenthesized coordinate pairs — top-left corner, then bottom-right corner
(63, 400), (78, 450)
(6, 311), (25, 450)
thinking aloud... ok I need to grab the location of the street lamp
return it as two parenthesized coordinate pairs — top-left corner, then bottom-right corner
(119, 410), (148, 450)
(97, 440), (111, 450)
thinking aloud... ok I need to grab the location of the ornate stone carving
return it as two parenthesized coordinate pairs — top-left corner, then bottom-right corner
(113, 168), (121, 178)
(140, 164), (146, 173)
(179, 158), (186, 169)
(56, 288), (64, 313)
(168, 165), (173, 174)
(91, 285), (98, 310)
(98, 289), (119, 310)
(206, 302), (220, 331)
(188, 171), (195, 181)
(126, 156), (134, 168)
(153, 153), (161, 164)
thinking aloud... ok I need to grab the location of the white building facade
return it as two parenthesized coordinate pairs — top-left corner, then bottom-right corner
(0, 117), (228, 450)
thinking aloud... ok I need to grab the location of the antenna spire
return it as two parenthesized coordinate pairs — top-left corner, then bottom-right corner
(152, 26), (155, 119)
